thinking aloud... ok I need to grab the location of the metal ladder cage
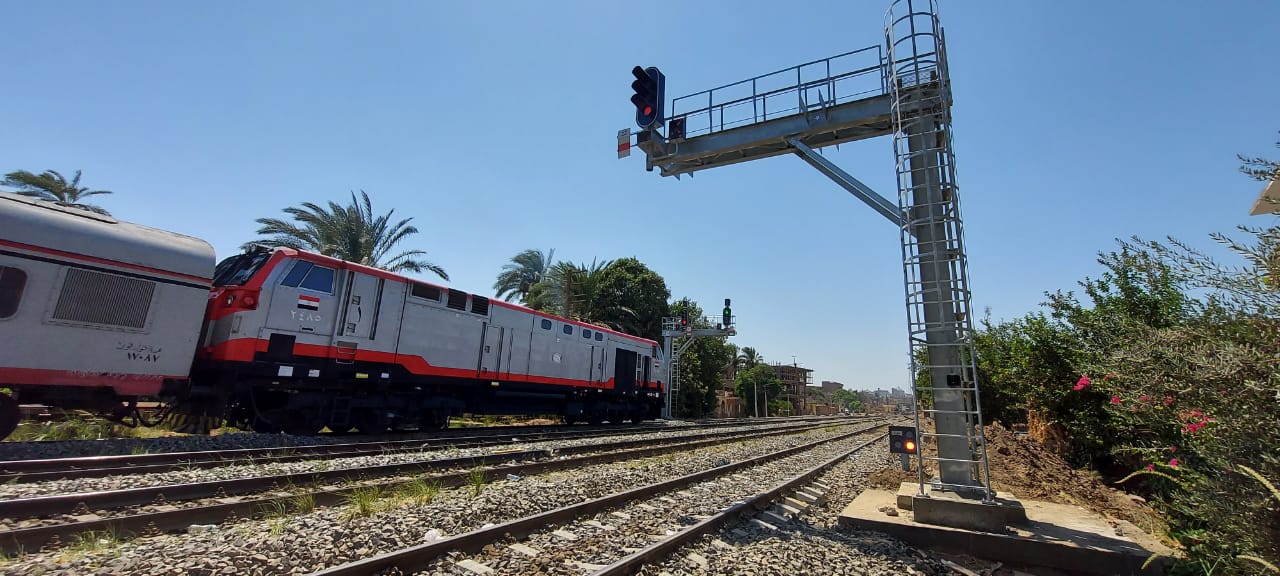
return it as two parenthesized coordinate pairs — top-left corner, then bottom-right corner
(885, 0), (994, 502)
(661, 317), (684, 419)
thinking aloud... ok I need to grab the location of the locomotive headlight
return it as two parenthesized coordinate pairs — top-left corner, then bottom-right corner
(225, 294), (236, 306)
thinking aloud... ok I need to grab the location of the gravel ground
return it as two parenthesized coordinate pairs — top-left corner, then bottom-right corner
(414, 430), (887, 575)
(0, 422), (817, 501)
(0, 421), (704, 461)
(632, 442), (953, 576)
(1, 424), (879, 575)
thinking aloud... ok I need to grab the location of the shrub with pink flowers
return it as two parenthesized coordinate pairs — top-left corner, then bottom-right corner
(972, 221), (1280, 573)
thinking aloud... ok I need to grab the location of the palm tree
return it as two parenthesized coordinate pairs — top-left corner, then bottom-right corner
(246, 190), (447, 279)
(494, 248), (554, 303)
(737, 346), (763, 371)
(539, 258), (611, 319)
(531, 258), (642, 331)
(1, 169), (113, 215)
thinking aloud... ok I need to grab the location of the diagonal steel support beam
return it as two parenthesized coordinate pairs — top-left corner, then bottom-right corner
(788, 138), (903, 227)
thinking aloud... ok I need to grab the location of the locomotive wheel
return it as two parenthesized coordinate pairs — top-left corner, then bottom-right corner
(282, 411), (322, 436)
(351, 409), (388, 435)
(325, 423), (353, 435)
(0, 394), (20, 441)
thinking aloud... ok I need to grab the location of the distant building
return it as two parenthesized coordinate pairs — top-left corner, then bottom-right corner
(772, 363), (813, 416)
(820, 380), (844, 394)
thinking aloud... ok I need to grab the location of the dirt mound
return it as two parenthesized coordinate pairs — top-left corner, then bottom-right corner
(870, 421), (1163, 531)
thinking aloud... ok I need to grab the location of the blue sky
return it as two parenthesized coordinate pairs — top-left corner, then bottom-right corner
(3, 1), (1277, 392)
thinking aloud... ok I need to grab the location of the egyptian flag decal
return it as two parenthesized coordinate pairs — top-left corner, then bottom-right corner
(297, 295), (321, 310)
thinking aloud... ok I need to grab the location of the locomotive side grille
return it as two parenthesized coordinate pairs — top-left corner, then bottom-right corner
(52, 268), (155, 329)
(470, 295), (489, 316)
(446, 289), (468, 311)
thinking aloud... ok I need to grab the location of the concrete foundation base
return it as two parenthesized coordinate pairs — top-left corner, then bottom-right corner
(897, 482), (1027, 532)
(839, 483), (1172, 575)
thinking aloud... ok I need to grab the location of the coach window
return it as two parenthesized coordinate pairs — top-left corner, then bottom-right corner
(595, 332), (603, 341)
(281, 261), (313, 287)
(563, 324), (573, 335)
(541, 319), (552, 330)
(0, 266), (27, 319)
(582, 329), (591, 339)
(299, 265), (335, 293)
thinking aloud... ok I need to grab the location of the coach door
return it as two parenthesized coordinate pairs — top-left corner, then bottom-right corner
(478, 324), (502, 378)
(332, 271), (383, 363)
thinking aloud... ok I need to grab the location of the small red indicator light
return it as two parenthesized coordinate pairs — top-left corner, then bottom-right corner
(643, 106), (652, 115)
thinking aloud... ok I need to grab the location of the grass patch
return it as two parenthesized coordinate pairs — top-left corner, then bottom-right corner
(343, 486), (386, 520)
(58, 527), (121, 562)
(468, 468), (487, 497)
(289, 492), (315, 515)
(397, 478), (440, 506)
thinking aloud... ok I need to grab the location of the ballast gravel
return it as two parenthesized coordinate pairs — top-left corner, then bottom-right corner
(0, 421), (700, 461)
(635, 443), (951, 576)
(0, 422), (813, 501)
(1, 424), (890, 576)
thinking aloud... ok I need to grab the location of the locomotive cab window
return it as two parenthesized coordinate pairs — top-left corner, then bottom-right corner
(281, 261), (313, 287)
(563, 324), (572, 335)
(582, 329), (591, 339)
(0, 266), (28, 319)
(300, 265), (334, 293)
(281, 261), (334, 293)
(213, 250), (271, 287)
(541, 319), (552, 330)
(594, 332), (603, 341)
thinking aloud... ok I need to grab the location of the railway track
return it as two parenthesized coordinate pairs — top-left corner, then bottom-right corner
(307, 422), (889, 575)
(0, 418), (875, 555)
(0, 417), (856, 484)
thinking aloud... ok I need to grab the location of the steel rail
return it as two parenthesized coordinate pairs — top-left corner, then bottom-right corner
(0, 416), (859, 482)
(0, 421), (868, 555)
(595, 431), (888, 575)
(305, 421), (887, 576)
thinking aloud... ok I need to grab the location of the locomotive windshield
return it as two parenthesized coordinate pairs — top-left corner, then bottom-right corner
(212, 250), (272, 287)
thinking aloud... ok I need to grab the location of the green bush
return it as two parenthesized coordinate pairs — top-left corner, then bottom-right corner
(973, 225), (1280, 573)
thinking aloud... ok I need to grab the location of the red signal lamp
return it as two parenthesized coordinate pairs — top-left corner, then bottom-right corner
(904, 439), (916, 453)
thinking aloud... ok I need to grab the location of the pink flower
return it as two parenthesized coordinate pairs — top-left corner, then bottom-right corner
(1163, 397), (1174, 406)
(1168, 458), (1180, 467)
(1073, 376), (1091, 391)
(1138, 395), (1149, 402)
(1110, 396), (1122, 405)
(1145, 464), (1155, 471)
(1190, 409), (1203, 418)
(1169, 446), (1178, 453)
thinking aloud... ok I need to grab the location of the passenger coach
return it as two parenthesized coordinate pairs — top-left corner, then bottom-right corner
(0, 192), (215, 438)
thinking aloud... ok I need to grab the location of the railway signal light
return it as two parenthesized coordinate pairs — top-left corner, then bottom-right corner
(722, 298), (732, 327)
(630, 66), (665, 130)
(680, 308), (689, 327)
(888, 426), (918, 454)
